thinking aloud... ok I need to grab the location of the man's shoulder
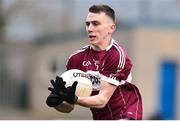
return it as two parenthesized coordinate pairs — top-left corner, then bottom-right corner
(111, 41), (125, 52)
(68, 45), (90, 59)
(108, 42), (125, 56)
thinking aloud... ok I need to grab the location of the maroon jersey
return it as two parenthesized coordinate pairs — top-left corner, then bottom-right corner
(66, 39), (143, 120)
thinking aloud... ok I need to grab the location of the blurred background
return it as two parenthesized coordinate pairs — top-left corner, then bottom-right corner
(0, 0), (180, 120)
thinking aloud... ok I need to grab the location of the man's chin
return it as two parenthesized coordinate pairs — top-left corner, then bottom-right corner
(89, 39), (97, 45)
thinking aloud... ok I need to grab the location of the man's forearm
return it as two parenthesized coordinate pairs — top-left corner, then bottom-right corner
(76, 93), (108, 108)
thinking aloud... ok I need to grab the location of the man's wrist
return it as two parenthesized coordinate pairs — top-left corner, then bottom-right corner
(66, 95), (78, 104)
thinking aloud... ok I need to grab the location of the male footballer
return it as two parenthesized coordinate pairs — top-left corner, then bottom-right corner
(46, 4), (143, 120)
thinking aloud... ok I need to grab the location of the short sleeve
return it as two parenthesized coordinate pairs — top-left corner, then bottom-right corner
(66, 55), (77, 70)
(100, 48), (132, 82)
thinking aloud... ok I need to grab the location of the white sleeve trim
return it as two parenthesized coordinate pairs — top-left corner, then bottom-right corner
(101, 75), (120, 86)
(101, 72), (132, 86)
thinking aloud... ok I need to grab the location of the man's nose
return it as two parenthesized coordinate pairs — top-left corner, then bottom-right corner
(87, 24), (94, 32)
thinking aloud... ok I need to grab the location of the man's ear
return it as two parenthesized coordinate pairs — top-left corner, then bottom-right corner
(110, 24), (116, 33)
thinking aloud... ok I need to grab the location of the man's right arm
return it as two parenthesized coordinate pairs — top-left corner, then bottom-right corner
(54, 101), (74, 113)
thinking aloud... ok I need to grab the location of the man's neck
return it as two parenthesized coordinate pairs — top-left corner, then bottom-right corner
(91, 38), (113, 51)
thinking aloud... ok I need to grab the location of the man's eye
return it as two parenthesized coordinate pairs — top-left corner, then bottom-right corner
(86, 22), (90, 26)
(92, 22), (99, 26)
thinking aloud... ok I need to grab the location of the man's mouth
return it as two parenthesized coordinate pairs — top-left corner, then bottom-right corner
(89, 35), (96, 40)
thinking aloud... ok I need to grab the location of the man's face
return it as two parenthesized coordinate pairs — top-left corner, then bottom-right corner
(85, 12), (115, 46)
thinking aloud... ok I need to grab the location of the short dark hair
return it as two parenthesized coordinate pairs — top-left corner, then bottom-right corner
(89, 4), (115, 23)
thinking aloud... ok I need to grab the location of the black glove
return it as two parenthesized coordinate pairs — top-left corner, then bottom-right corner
(46, 93), (63, 107)
(46, 76), (66, 107)
(65, 81), (78, 104)
(46, 76), (78, 106)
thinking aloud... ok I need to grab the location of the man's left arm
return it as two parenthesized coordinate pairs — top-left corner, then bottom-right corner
(76, 79), (117, 108)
